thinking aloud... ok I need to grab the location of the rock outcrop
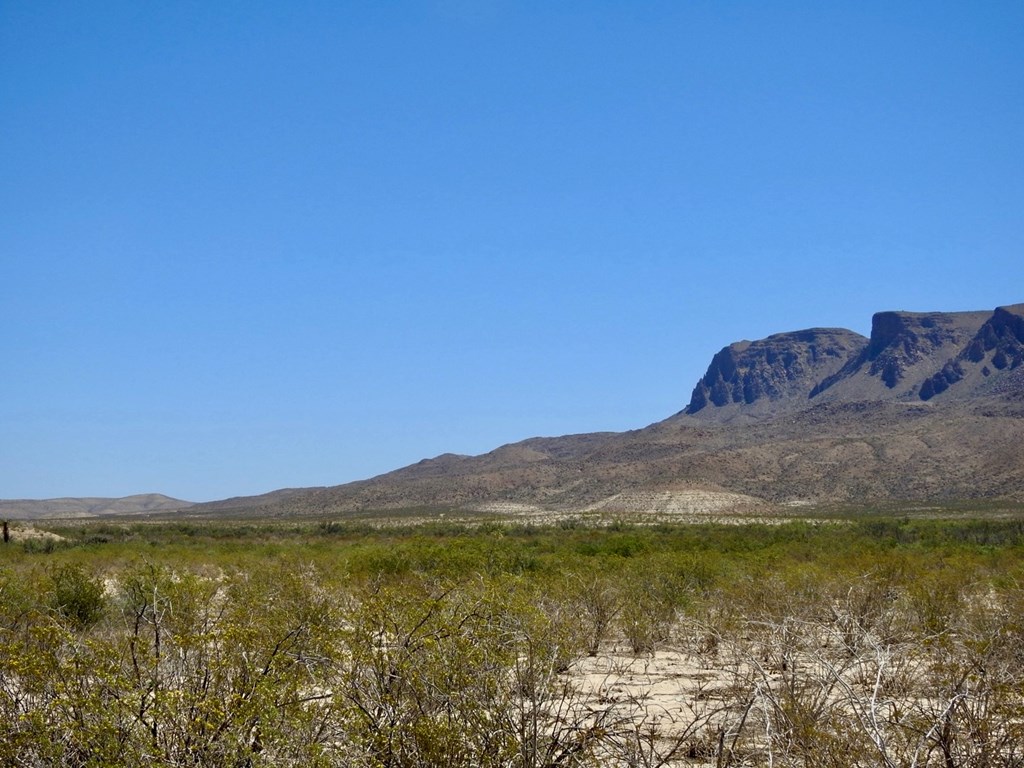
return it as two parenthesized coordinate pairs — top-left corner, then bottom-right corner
(809, 309), (991, 402)
(687, 305), (1022, 417)
(684, 329), (866, 418)
(919, 304), (1024, 400)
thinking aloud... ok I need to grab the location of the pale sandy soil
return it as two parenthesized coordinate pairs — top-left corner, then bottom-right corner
(573, 648), (730, 765)
(1, 523), (65, 543)
(584, 489), (769, 517)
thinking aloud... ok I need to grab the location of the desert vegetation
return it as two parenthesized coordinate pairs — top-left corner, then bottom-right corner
(2, 514), (1024, 766)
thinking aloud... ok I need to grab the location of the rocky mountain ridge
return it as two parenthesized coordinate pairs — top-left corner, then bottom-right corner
(684, 328), (867, 419)
(687, 304), (1024, 421)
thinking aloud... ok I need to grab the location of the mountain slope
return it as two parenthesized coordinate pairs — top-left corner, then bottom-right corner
(176, 302), (1024, 517)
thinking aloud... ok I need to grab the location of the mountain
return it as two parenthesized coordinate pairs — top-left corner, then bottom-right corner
(21, 303), (1023, 521)
(686, 306), (1024, 420)
(0, 494), (194, 521)
(176, 302), (1022, 518)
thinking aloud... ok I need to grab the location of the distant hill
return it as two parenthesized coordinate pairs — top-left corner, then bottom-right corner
(0, 494), (194, 521)
(180, 302), (1023, 517)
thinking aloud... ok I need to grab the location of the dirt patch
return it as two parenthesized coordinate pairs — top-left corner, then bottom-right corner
(2, 523), (65, 543)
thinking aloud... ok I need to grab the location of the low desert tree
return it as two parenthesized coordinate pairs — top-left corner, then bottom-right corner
(333, 574), (616, 768)
(572, 573), (622, 656)
(619, 562), (688, 655)
(136, 561), (341, 766)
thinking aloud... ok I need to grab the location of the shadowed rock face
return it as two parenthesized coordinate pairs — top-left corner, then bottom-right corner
(685, 329), (866, 416)
(865, 311), (962, 387)
(919, 305), (1024, 400)
(866, 310), (990, 387)
(982, 305), (1024, 370)
(805, 309), (991, 401)
(687, 307), (1017, 417)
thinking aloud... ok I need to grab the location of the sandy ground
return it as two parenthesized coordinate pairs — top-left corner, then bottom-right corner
(1, 523), (65, 543)
(573, 648), (729, 763)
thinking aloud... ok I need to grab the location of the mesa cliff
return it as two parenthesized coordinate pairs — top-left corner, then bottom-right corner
(686, 304), (1024, 420)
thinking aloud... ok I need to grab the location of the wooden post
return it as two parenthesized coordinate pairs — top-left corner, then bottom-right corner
(2, 520), (9, 543)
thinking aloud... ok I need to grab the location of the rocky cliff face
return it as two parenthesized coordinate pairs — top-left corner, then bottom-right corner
(687, 305), (1023, 418)
(863, 310), (986, 388)
(684, 329), (866, 417)
(808, 309), (991, 402)
(919, 304), (1024, 400)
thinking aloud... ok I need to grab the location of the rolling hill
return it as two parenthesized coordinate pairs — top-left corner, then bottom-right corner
(0, 494), (194, 521)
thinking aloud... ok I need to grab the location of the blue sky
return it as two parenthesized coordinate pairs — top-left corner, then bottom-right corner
(2, 1), (1022, 502)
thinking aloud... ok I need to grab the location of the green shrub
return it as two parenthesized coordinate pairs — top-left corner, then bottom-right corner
(48, 563), (105, 628)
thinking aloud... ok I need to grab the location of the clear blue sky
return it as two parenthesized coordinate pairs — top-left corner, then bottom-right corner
(2, 1), (1022, 502)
